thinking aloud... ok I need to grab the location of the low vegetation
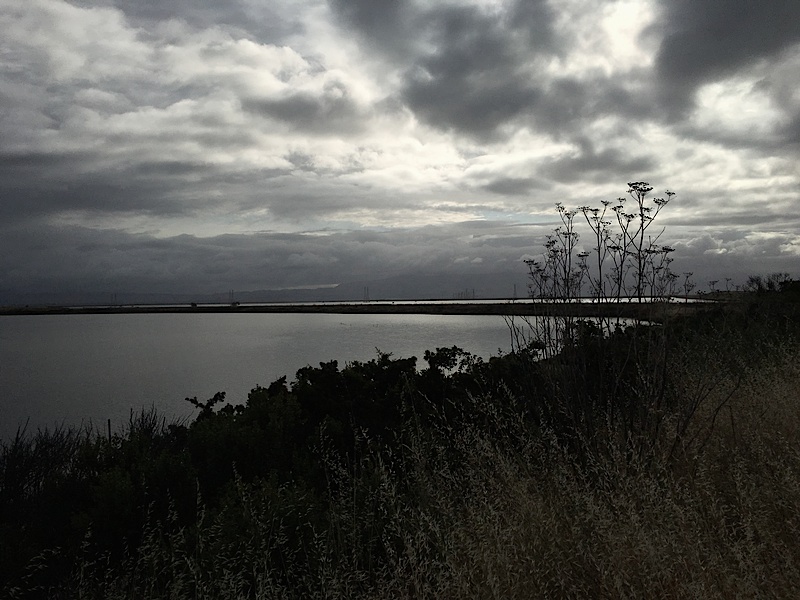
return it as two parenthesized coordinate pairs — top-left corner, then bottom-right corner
(2, 184), (799, 598)
(2, 286), (798, 599)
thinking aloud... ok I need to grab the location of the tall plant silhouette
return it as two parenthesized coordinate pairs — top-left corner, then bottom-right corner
(527, 181), (676, 306)
(511, 182), (689, 466)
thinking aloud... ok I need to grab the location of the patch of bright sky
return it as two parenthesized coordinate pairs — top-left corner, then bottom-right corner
(64, 211), (305, 239)
(780, 238), (800, 256)
(663, 137), (796, 221)
(462, 134), (574, 178)
(549, 0), (656, 77)
(600, 0), (657, 70)
(336, 140), (466, 193)
(11, 0), (142, 82)
(735, 231), (800, 257)
(289, 0), (389, 100)
(603, 119), (758, 222)
(474, 209), (537, 222)
(469, 0), (505, 14)
(156, 35), (310, 93)
(693, 77), (785, 139)
(331, 206), (487, 228)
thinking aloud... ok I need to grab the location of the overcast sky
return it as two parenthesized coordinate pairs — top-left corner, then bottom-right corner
(1, 0), (798, 299)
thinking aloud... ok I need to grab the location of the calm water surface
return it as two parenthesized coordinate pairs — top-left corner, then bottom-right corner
(0, 313), (512, 439)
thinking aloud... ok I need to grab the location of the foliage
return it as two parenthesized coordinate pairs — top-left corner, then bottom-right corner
(1, 296), (798, 598)
(744, 272), (793, 294)
(1, 173), (799, 597)
(526, 182), (676, 303)
(2, 297), (799, 598)
(509, 183), (690, 470)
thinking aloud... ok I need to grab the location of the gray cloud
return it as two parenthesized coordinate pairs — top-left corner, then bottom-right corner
(327, 2), (661, 142)
(242, 84), (368, 135)
(483, 177), (551, 196)
(0, 220), (542, 299)
(0, 148), (244, 223)
(4, 208), (793, 304)
(0, 0), (798, 303)
(400, 3), (557, 138)
(654, 0), (800, 116)
(529, 73), (660, 140)
(541, 137), (656, 183)
(328, 0), (414, 57)
(69, 0), (301, 41)
(330, 0), (559, 138)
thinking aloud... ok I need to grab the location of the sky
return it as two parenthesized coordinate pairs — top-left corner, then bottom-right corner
(1, 0), (799, 301)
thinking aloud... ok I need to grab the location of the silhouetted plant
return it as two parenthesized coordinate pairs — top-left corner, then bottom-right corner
(682, 271), (696, 300)
(512, 182), (689, 466)
(744, 272), (793, 294)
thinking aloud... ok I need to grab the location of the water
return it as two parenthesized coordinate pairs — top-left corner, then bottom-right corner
(0, 313), (512, 439)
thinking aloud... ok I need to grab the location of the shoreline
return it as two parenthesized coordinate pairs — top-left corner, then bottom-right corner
(0, 300), (713, 320)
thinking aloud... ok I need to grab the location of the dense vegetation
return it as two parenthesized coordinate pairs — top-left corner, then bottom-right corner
(1, 287), (799, 598)
(3, 184), (799, 598)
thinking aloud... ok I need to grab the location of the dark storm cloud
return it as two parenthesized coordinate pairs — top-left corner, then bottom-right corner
(789, 118), (800, 145)
(654, 0), (800, 116)
(668, 113), (800, 157)
(0, 149), (218, 222)
(327, 2), (658, 142)
(328, 0), (413, 57)
(0, 220), (541, 298)
(526, 73), (661, 140)
(330, 0), (560, 138)
(329, 0), (557, 60)
(0, 144), (297, 226)
(399, 2), (554, 137)
(10, 211), (787, 302)
(1, 206), (794, 303)
(242, 84), (367, 135)
(331, 0), (800, 143)
(1, 0), (797, 303)
(403, 75), (537, 138)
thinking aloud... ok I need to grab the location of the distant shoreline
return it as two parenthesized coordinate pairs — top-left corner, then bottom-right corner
(0, 300), (713, 320)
